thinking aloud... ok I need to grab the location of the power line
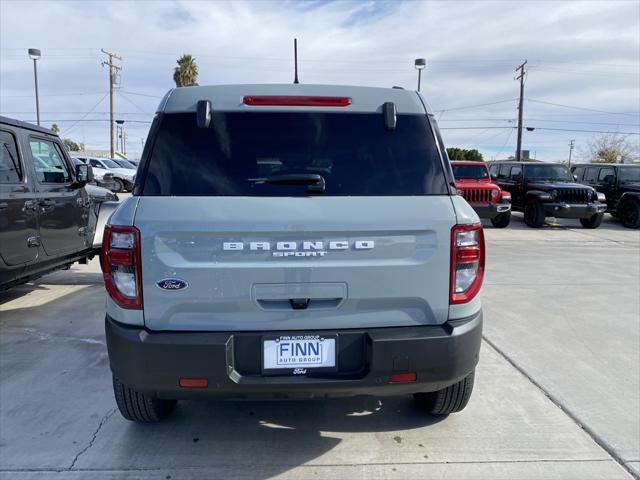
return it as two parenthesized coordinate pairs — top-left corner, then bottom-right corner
(28, 119), (151, 124)
(116, 91), (152, 114)
(59, 93), (109, 136)
(440, 126), (514, 130)
(0, 92), (106, 98)
(494, 128), (515, 159)
(434, 98), (517, 114)
(527, 126), (640, 135)
(527, 98), (640, 116)
(439, 117), (639, 127)
(119, 90), (163, 98)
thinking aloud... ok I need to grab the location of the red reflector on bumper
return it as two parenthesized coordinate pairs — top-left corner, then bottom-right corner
(389, 372), (417, 383)
(179, 378), (208, 388)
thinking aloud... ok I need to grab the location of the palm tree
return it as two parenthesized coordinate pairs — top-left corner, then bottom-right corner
(173, 54), (199, 87)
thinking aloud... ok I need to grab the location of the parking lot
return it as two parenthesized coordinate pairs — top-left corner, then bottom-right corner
(1, 211), (638, 480)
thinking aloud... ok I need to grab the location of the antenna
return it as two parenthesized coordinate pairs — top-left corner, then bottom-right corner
(293, 38), (299, 84)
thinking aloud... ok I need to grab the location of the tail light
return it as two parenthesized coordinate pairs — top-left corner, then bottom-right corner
(100, 225), (143, 309)
(450, 224), (485, 304)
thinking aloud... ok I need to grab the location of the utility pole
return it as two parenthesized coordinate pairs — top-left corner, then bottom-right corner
(515, 60), (527, 162)
(101, 49), (121, 158)
(568, 139), (575, 168)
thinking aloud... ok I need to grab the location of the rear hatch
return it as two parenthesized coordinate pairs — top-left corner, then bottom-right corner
(136, 103), (456, 331)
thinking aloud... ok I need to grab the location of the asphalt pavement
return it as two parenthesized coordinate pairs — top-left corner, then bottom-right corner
(0, 211), (638, 479)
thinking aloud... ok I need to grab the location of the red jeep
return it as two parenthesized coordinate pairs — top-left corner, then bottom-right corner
(451, 161), (512, 227)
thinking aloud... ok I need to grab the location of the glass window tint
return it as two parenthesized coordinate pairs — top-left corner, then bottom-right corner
(619, 168), (640, 183)
(598, 168), (615, 182)
(585, 168), (598, 183)
(29, 138), (71, 184)
(143, 112), (448, 196)
(0, 130), (22, 183)
(489, 164), (500, 177)
(498, 164), (511, 179)
(101, 159), (120, 169)
(573, 167), (585, 181)
(451, 164), (489, 179)
(510, 165), (522, 179)
(525, 164), (574, 182)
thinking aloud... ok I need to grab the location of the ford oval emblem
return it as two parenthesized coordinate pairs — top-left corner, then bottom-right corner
(156, 278), (188, 290)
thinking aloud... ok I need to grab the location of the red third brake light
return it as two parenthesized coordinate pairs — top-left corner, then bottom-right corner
(243, 95), (352, 107)
(450, 224), (485, 305)
(100, 225), (143, 309)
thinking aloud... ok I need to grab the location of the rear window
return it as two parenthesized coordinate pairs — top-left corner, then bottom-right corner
(142, 112), (448, 196)
(451, 164), (489, 179)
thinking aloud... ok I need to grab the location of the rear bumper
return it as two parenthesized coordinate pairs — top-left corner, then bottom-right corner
(470, 202), (511, 219)
(542, 202), (606, 218)
(105, 311), (482, 400)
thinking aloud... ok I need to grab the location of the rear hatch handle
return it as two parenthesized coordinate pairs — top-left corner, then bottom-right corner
(247, 174), (326, 193)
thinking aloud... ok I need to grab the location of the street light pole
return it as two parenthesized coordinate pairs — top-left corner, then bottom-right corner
(414, 58), (426, 92)
(28, 48), (41, 126)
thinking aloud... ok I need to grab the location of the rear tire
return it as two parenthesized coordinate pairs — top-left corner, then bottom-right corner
(619, 199), (640, 228)
(524, 200), (545, 228)
(112, 178), (124, 193)
(579, 213), (604, 229)
(113, 376), (176, 423)
(490, 211), (511, 228)
(414, 370), (475, 415)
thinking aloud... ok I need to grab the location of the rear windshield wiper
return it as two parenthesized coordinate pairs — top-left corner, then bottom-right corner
(247, 173), (326, 193)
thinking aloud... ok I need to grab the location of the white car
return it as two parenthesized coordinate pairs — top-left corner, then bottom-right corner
(72, 157), (117, 190)
(85, 157), (135, 192)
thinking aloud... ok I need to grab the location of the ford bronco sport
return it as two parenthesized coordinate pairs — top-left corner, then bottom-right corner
(451, 161), (511, 228)
(102, 85), (484, 422)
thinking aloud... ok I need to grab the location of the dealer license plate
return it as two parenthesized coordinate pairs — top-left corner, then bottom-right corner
(263, 335), (336, 372)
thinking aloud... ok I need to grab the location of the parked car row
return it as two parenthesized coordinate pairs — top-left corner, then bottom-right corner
(72, 156), (137, 193)
(452, 159), (638, 229)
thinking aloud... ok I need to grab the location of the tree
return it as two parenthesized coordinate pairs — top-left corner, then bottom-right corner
(173, 54), (199, 87)
(62, 138), (80, 151)
(51, 123), (60, 134)
(582, 133), (639, 164)
(446, 147), (484, 162)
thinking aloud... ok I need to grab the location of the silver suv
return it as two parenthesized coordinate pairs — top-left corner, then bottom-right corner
(101, 84), (485, 422)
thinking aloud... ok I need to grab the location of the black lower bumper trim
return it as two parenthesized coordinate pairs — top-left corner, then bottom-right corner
(105, 312), (482, 400)
(542, 202), (606, 218)
(470, 203), (511, 219)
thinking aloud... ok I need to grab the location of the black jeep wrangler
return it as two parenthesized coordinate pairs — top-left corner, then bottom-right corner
(488, 161), (606, 228)
(572, 163), (640, 228)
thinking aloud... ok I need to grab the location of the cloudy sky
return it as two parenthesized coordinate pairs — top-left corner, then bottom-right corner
(1, 0), (639, 160)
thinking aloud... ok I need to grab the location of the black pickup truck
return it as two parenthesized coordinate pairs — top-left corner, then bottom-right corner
(0, 116), (115, 289)
(572, 163), (640, 228)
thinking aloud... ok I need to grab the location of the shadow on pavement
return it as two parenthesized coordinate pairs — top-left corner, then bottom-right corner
(100, 395), (445, 478)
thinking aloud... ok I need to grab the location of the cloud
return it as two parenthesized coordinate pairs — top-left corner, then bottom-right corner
(1, 0), (638, 159)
